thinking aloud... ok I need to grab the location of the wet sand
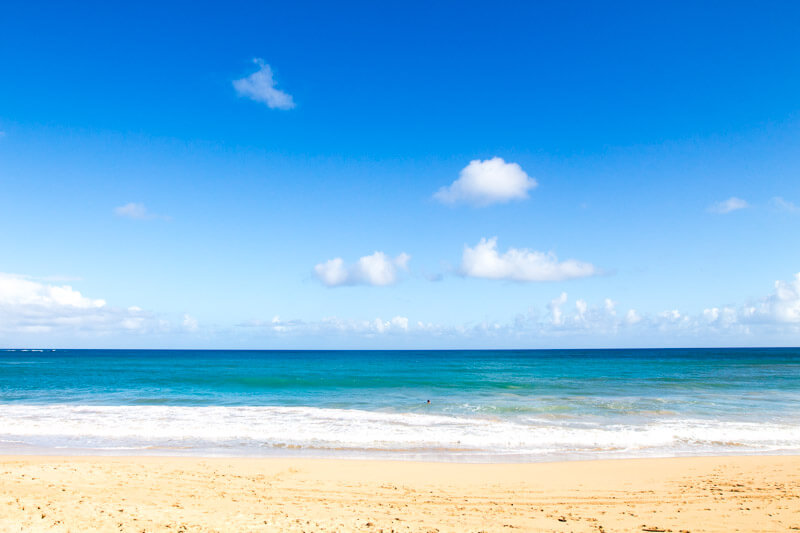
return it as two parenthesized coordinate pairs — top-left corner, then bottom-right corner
(1, 455), (798, 532)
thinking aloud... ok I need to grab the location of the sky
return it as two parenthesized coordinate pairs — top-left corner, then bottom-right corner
(1, 0), (800, 348)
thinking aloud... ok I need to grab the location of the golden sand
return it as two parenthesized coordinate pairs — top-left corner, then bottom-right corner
(1, 455), (798, 532)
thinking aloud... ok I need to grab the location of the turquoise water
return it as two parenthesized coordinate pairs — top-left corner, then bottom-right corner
(1, 348), (799, 461)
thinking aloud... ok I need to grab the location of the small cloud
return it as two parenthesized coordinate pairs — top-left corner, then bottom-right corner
(659, 309), (683, 322)
(233, 58), (295, 110)
(114, 203), (169, 221)
(625, 309), (641, 324)
(182, 314), (199, 332)
(764, 273), (800, 323)
(772, 196), (799, 213)
(314, 251), (411, 287)
(460, 237), (597, 282)
(548, 292), (568, 325)
(434, 157), (537, 206)
(708, 197), (748, 214)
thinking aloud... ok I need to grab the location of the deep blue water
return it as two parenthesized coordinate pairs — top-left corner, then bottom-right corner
(1, 348), (799, 461)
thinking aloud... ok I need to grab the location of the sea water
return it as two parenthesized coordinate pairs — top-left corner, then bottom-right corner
(1, 348), (798, 461)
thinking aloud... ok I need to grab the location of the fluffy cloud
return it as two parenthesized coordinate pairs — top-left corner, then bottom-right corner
(625, 309), (642, 325)
(182, 314), (199, 332)
(460, 237), (597, 282)
(6, 267), (800, 347)
(114, 203), (168, 221)
(434, 157), (537, 206)
(0, 274), (105, 309)
(233, 59), (295, 110)
(314, 252), (411, 287)
(708, 197), (748, 214)
(694, 273), (800, 329)
(762, 273), (800, 323)
(0, 273), (164, 337)
(256, 271), (800, 344)
(486, 272), (800, 340)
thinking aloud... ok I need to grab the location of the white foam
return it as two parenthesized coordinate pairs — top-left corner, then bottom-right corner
(0, 404), (798, 459)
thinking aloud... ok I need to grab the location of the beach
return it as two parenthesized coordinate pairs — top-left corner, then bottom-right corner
(1, 455), (798, 532)
(6, 1), (800, 529)
(2, 350), (800, 531)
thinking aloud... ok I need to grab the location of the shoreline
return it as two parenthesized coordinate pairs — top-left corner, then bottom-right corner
(1, 454), (798, 531)
(2, 448), (800, 464)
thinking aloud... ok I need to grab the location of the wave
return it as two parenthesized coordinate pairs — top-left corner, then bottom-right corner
(1, 404), (799, 460)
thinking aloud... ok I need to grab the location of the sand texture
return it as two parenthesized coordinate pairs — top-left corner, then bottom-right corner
(0, 455), (798, 532)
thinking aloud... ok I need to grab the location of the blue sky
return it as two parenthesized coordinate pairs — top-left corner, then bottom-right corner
(1, 1), (800, 348)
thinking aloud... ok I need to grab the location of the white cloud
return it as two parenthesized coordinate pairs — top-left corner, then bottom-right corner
(659, 309), (682, 322)
(434, 157), (537, 206)
(0, 274), (105, 309)
(365, 316), (409, 334)
(233, 59), (295, 110)
(689, 272), (800, 328)
(625, 309), (642, 325)
(763, 273), (800, 323)
(772, 197), (799, 213)
(319, 316), (411, 334)
(389, 316), (409, 330)
(0, 273), (163, 337)
(403, 275), (800, 343)
(314, 251), (411, 287)
(708, 197), (749, 214)
(533, 272), (800, 339)
(6, 266), (800, 347)
(182, 314), (199, 332)
(548, 292), (568, 325)
(240, 315), (411, 336)
(460, 237), (597, 282)
(230, 272), (800, 346)
(114, 202), (168, 221)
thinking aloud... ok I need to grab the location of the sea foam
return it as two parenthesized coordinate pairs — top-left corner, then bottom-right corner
(1, 404), (798, 460)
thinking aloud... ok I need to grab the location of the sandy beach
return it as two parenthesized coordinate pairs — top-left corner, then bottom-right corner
(0, 455), (798, 532)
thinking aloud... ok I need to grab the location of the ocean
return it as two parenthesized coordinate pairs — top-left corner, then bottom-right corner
(1, 348), (799, 462)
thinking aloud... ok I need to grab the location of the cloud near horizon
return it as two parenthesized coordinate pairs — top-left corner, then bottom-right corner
(708, 197), (749, 214)
(233, 59), (295, 110)
(241, 315), (411, 336)
(3, 269), (800, 346)
(239, 271), (800, 344)
(460, 237), (597, 282)
(0, 273), (157, 336)
(434, 157), (537, 206)
(0, 273), (207, 342)
(314, 251), (411, 287)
